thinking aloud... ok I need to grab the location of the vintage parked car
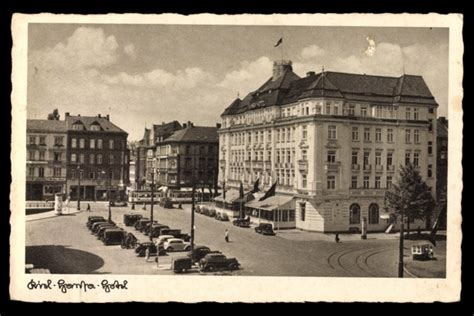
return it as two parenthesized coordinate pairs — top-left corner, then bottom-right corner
(110, 200), (127, 207)
(98, 226), (123, 240)
(134, 218), (155, 232)
(95, 223), (119, 237)
(101, 229), (126, 245)
(121, 232), (138, 249)
(155, 234), (176, 246)
(163, 238), (191, 252)
(87, 216), (106, 229)
(208, 208), (217, 217)
(176, 233), (191, 242)
(215, 212), (229, 221)
(255, 223), (276, 235)
(134, 241), (166, 257)
(159, 228), (181, 237)
(201, 207), (209, 216)
(232, 217), (250, 228)
(91, 221), (115, 234)
(148, 224), (170, 237)
(123, 213), (143, 226)
(199, 253), (240, 272)
(187, 245), (221, 263)
(172, 256), (193, 273)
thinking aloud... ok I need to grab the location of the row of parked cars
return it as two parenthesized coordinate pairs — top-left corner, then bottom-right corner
(86, 216), (126, 245)
(123, 212), (241, 273)
(195, 205), (229, 221)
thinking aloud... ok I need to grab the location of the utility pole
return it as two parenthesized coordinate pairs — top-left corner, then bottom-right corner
(149, 170), (155, 241)
(398, 209), (405, 278)
(77, 165), (81, 210)
(190, 184), (196, 255)
(107, 169), (112, 222)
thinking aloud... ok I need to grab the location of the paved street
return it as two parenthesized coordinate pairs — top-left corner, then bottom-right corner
(26, 202), (446, 277)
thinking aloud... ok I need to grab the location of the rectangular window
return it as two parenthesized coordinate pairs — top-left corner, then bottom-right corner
(302, 175), (307, 189)
(363, 176), (370, 189)
(109, 139), (114, 150)
(89, 154), (95, 164)
(53, 167), (61, 177)
(333, 106), (339, 115)
(327, 175), (336, 190)
(429, 108), (434, 114)
(405, 129), (411, 143)
(268, 130), (272, 142)
(375, 152), (382, 165)
(301, 149), (307, 161)
(91, 124), (100, 131)
(71, 138), (77, 148)
(387, 152), (393, 167)
(352, 127), (359, 141)
(352, 151), (358, 165)
(38, 167), (45, 178)
(300, 203), (306, 221)
(348, 105), (355, 116)
(375, 128), (382, 142)
(98, 139), (103, 149)
(364, 128), (371, 142)
(302, 126), (307, 139)
(79, 154), (84, 164)
(406, 107), (411, 120)
(414, 152), (420, 166)
(71, 153), (77, 163)
(54, 136), (63, 146)
(39, 136), (46, 145)
(90, 139), (95, 149)
(414, 108), (419, 120)
(351, 176), (358, 189)
(29, 136), (36, 145)
(375, 176), (381, 189)
(29, 150), (36, 161)
(428, 164), (433, 178)
(414, 129), (420, 143)
(328, 125), (337, 140)
(363, 151), (370, 166)
(405, 151), (411, 165)
(428, 119), (433, 132)
(387, 176), (393, 189)
(79, 139), (85, 148)
(361, 107), (367, 117)
(428, 141), (433, 155)
(282, 130), (286, 143)
(109, 154), (114, 165)
(387, 129), (394, 142)
(39, 151), (45, 161)
(54, 152), (62, 162)
(327, 151), (336, 163)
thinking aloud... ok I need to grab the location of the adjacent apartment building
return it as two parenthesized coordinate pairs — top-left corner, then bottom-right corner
(26, 118), (67, 200)
(218, 60), (438, 232)
(65, 113), (130, 201)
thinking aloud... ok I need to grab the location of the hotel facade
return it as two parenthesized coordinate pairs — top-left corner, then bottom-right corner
(218, 60), (438, 233)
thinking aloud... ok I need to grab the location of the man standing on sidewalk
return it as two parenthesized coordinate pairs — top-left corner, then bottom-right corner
(225, 229), (229, 243)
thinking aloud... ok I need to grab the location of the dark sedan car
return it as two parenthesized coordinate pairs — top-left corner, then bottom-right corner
(255, 223), (275, 235)
(148, 224), (170, 238)
(199, 253), (240, 272)
(123, 213), (143, 226)
(87, 217), (106, 229)
(101, 229), (125, 245)
(187, 246), (221, 263)
(232, 217), (250, 228)
(134, 218), (151, 231)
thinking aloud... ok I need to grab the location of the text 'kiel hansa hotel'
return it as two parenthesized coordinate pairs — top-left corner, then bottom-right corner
(218, 60), (438, 233)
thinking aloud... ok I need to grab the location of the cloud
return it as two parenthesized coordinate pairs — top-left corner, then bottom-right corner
(300, 44), (326, 59)
(124, 43), (136, 59)
(217, 56), (273, 92)
(30, 27), (119, 71)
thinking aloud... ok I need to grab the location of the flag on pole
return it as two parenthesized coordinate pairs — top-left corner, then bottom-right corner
(251, 178), (260, 193)
(259, 181), (277, 201)
(274, 37), (283, 47)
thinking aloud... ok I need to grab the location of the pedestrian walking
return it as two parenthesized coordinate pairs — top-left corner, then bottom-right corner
(87, 203), (91, 212)
(225, 229), (229, 243)
(335, 233), (340, 243)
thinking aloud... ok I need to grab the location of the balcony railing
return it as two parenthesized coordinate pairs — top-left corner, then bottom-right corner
(386, 165), (395, 172)
(252, 161), (263, 169)
(244, 160), (251, 169)
(325, 162), (340, 173)
(297, 160), (308, 173)
(363, 164), (372, 172)
(351, 164), (360, 171)
(375, 165), (384, 172)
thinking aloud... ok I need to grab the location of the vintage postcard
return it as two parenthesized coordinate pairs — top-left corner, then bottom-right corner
(10, 13), (463, 302)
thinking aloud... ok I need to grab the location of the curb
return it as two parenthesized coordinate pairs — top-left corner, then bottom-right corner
(403, 264), (419, 278)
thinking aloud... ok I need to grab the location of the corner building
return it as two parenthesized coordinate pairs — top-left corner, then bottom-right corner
(218, 60), (438, 232)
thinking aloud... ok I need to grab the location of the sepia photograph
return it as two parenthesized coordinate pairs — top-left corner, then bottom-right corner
(10, 13), (463, 302)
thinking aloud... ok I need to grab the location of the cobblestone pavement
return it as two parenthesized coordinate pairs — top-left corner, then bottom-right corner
(25, 202), (445, 277)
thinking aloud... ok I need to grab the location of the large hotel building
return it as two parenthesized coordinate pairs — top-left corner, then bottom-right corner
(217, 60), (438, 232)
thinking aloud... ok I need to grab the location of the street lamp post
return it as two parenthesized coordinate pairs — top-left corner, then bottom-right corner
(190, 184), (195, 255)
(77, 165), (81, 210)
(107, 169), (111, 222)
(398, 209), (405, 278)
(149, 170), (155, 241)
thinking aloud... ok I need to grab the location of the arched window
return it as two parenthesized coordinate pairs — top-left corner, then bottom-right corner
(349, 203), (361, 224)
(369, 203), (380, 224)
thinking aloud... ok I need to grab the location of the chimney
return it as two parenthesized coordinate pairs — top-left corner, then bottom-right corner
(183, 123), (187, 129)
(106, 114), (110, 121)
(78, 114), (81, 117)
(190, 122), (194, 127)
(98, 114), (101, 118)
(65, 112), (70, 118)
(272, 60), (293, 81)
(306, 71), (315, 77)
(216, 123), (222, 128)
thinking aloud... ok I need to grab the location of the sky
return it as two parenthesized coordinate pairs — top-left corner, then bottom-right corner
(27, 24), (449, 141)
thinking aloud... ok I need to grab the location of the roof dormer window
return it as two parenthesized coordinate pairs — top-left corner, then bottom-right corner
(72, 122), (84, 131)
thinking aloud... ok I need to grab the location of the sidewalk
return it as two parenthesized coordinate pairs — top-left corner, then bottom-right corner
(276, 229), (402, 242)
(26, 207), (82, 222)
